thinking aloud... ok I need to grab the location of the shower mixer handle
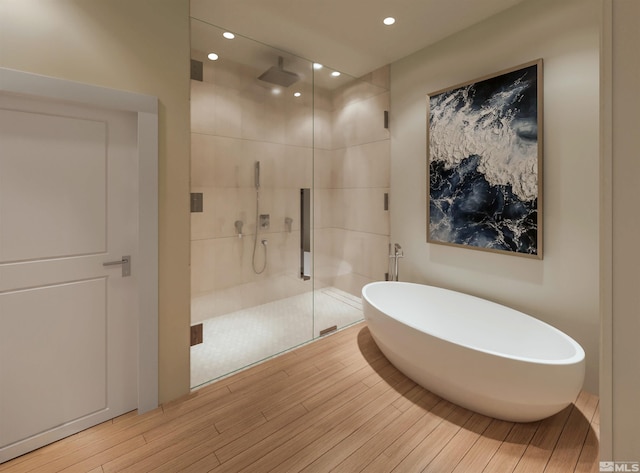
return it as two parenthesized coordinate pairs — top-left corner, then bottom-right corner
(235, 220), (244, 238)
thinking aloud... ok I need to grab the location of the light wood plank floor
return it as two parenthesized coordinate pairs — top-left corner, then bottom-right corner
(0, 322), (599, 472)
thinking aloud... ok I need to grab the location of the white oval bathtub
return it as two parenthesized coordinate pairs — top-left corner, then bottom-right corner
(362, 281), (585, 422)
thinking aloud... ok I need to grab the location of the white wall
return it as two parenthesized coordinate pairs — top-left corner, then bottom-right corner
(390, 0), (601, 392)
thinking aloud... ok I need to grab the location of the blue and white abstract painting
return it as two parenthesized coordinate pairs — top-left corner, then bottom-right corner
(427, 60), (542, 258)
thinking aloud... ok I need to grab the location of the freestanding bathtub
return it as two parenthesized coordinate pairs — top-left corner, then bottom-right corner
(362, 281), (585, 422)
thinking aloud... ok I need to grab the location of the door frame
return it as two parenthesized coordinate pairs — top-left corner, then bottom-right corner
(0, 67), (159, 413)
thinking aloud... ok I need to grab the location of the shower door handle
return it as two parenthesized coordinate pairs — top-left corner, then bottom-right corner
(300, 188), (311, 280)
(103, 255), (131, 277)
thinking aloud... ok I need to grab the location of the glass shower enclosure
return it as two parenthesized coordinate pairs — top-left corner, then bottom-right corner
(190, 19), (390, 388)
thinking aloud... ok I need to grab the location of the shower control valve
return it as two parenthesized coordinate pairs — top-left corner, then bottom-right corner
(234, 220), (244, 238)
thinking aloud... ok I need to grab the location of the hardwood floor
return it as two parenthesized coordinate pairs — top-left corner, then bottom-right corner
(0, 322), (599, 472)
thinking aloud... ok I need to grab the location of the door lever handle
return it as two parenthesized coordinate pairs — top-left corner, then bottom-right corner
(103, 255), (131, 277)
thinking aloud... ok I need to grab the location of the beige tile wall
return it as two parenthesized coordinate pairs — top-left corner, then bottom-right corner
(314, 66), (391, 296)
(191, 49), (390, 319)
(190, 50), (314, 318)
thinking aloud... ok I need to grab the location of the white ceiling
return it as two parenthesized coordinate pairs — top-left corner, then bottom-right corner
(190, 0), (527, 78)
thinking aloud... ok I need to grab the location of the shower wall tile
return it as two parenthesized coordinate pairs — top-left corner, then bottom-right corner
(191, 134), (241, 188)
(312, 227), (389, 295)
(336, 229), (390, 281)
(192, 274), (312, 322)
(312, 227), (343, 288)
(191, 80), (243, 138)
(191, 229), (302, 298)
(191, 187), (304, 240)
(316, 65), (391, 298)
(285, 93), (314, 148)
(333, 140), (390, 189)
(239, 85), (313, 147)
(280, 146), (313, 189)
(313, 148), (333, 189)
(191, 134), (312, 190)
(190, 49), (316, 302)
(192, 49), (253, 91)
(332, 92), (390, 150)
(191, 237), (244, 295)
(313, 188), (336, 230)
(314, 88), (333, 151)
(193, 51), (314, 148)
(190, 187), (254, 240)
(243, 140), (275, 186)
(191, 57), (391, 308)
(264, 230), (301, 277)
(334, 188), (390, 235)
(256, 188), (303, 235)
(313, 107), (333, 151)
(240, 85), (287, 144)
(332, 77), (388, 113)
(332, 273), (376, 299)
(314, 87), (332, 112)
(190, 80), (215, 135)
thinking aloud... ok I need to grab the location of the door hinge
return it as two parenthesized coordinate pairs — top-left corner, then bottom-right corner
(191, 324), (203, 346)
(191, 193), (203, 212)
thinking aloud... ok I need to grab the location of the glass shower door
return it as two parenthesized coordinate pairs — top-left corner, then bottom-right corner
(189, 19), (315, 387)
(312, 64), (391, 336)
(189, 18), (391, 387)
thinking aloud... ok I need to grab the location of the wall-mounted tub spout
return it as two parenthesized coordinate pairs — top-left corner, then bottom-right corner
(235, 220), (244, 238)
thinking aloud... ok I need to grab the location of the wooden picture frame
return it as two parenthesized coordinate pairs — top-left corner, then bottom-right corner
(427, 59), (543, 258)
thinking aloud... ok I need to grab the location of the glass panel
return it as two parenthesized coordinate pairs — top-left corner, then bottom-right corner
(189, 18), (391, 388)
(189, 19), (314, 388)
(313, 64), (391, 336)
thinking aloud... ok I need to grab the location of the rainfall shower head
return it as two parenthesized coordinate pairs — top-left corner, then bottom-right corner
(258, 56), (300, 87)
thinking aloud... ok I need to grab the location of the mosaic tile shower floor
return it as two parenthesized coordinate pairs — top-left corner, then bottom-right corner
(190, 287), (363, 388)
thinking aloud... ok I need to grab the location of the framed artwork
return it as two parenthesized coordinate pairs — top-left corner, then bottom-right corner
(427, 59), (543, 258)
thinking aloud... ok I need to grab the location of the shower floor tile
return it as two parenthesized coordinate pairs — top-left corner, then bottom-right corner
(190, 287), (363, 388)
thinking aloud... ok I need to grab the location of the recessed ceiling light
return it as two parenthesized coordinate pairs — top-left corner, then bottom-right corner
(313, 63), (323, 70)
(207, 53), (219, 61)
(271, 88), (282, 95)
(223, 32), (235, 39)
(294, 92), (302, 97)
(331, 71), (341, 77)
(383, 17), (396, 26)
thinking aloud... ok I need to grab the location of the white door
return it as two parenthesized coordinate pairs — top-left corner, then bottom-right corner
(0, 92), (139, 462)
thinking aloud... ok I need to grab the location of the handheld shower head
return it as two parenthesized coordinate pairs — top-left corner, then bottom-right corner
(254, 161), (260, 190)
